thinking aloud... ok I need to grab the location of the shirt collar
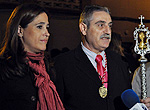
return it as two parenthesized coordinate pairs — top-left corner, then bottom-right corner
(81, 42), (105, 61)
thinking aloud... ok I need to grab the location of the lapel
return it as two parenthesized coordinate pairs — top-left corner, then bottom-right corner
(106, 51), (112, 90)
(74, 44), (102, 86)
(106, 50), (120, 90)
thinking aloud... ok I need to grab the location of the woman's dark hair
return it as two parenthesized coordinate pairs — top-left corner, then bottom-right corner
(0, 3), (49, 78)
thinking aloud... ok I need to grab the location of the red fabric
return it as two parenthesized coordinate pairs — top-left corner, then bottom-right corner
(95, 55), (108, 88)
(26, 52), (65, 110)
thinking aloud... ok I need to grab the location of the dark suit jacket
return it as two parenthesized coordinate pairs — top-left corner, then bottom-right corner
(54, 44), (131, 110)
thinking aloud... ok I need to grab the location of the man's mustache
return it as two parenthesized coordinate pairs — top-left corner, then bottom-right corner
(100, 34), (111, 39)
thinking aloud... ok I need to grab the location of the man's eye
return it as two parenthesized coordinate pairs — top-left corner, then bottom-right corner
(109, 25), (112, 28)
(98, 24), (104, 27)
(37, 25), (42, 29)
(46, 25), (49, 30)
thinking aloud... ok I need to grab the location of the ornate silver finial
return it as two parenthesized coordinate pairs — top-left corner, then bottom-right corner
(134, 15), (150, 58)
(133, 15), (150, 99)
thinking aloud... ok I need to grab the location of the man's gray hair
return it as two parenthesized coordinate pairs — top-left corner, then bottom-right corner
(79, 5), (110, 28)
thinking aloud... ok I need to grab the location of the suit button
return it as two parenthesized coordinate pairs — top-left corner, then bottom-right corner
(31, 96), (36, 101)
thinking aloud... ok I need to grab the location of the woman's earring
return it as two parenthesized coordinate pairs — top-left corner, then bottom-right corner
(18, 26), (23, 37)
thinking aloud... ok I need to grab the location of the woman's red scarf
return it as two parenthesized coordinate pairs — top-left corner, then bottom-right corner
(26, 52), (65, 110)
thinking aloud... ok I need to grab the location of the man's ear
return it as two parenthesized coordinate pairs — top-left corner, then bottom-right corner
(79, 22), (87, 36)
(18, 25), (23, 37)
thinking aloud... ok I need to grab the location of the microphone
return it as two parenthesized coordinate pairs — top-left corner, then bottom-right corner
(121, 89), (148, 110)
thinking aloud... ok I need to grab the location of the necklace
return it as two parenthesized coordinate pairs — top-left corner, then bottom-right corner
(98, 53), (108, 98)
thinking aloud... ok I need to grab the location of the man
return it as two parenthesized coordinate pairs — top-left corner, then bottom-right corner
(54, 5), (131, 110)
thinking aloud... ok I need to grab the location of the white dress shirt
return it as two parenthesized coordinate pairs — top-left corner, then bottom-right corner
(81, 42), (107, 72)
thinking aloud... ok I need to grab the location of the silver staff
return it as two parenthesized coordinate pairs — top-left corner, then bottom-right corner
(133, 15), (150, 99)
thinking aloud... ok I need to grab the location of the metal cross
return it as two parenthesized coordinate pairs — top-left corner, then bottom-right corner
(139, 15), (144, 25)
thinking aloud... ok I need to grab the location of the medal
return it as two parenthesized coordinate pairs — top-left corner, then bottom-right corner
(96, 53), (108, 98)
(99, 85), (107, 98)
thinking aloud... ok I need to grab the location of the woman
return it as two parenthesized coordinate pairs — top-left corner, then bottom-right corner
(0, 3), (64, 110)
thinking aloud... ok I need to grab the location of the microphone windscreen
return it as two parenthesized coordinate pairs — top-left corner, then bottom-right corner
(121, 89), (140, 108)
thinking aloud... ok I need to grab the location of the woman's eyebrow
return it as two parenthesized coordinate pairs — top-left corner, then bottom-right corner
(36, 22), (45, 25)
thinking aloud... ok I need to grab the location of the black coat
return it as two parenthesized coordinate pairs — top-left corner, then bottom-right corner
(0, 72), (37, 110)
(54, 44), (131, 110)
(0, 57), (53, 110)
